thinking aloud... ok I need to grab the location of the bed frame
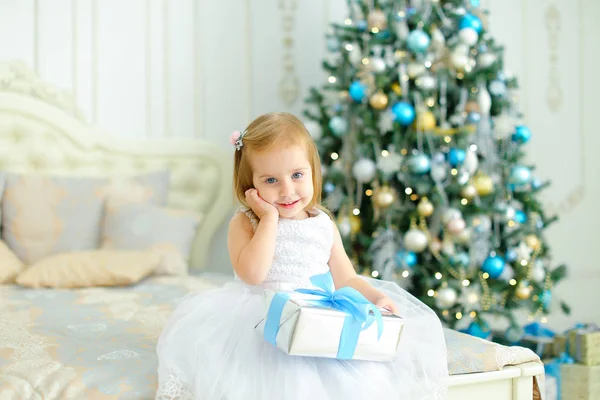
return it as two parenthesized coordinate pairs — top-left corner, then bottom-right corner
(0, 60), (544, 399)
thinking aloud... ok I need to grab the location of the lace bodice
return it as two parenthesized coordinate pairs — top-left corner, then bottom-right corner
(237, 207), (333, 288)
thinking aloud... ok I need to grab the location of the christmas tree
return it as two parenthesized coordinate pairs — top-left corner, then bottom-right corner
(303, 0), (568, 342)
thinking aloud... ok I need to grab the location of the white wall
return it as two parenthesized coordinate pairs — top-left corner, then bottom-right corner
(0, 0), (597, 329)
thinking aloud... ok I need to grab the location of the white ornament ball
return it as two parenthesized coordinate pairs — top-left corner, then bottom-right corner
(442, 208), (462, 224)
(370, 57), (387, 73)
(407, 62), (426, 78)
(404, 229), (429, 253)
(505, 206), (516, 221)
(352, 158), (377, 183)
(478, 85), (492, 115)
(431, 28), (446, 51)
(464, 150), (479, 174)
(431, 165), (447, 182)
(454, 228), (472, 244)
(532, 263), (546, 283)
(338, 218), (351, 237)
(478, 53), (496, 68)
(458, 27), (479, 46)
(446, 218), (466, 234)
(461, 184), (478, 199)
(436, 287), (458, 309)
(304, 120), (323, 140)
(499, 264), (514, 281)
(451, 52), (470, 70)
(493, 113), (516, 139)
(415, 74), (437, 91)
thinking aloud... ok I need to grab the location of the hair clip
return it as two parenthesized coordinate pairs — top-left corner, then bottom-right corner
(230, 130), (245, 151)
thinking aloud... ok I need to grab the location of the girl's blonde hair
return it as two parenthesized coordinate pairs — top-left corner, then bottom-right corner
(233, 112), (324, 212)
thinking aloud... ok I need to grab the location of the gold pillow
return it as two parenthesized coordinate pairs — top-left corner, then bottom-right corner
(16, 250), (160, 288)
(0, 240), (25, 283)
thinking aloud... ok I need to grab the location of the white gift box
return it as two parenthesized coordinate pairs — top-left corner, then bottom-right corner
(255, 290), (404, 362)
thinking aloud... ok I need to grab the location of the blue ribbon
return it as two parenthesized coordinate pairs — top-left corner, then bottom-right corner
(264, 272), (383, 359)
(523, 322), (555, 357)
(544, 352), (574, 400)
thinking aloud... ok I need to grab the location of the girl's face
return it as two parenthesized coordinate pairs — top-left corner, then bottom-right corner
(251, 144), (314, 219)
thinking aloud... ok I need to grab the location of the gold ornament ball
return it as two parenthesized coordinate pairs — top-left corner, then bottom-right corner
(417, 197), (434, 217)
(368, 9), (387, 31)
(349, 215), (362, 234)
(515, 283), (532, 300)
(416, 111), (436, 131)
(461, 184), (478, 199)
(465, 101), (480, 113)
(473, 174), (494, 196)
(369, 92), (389, 110)
(391, 82), (402, 95)
(525, 234), (541, 252)
(372, 186), (397, 209)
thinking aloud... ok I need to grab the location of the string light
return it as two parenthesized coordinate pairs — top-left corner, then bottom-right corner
(435, 272), (443, 280)
(365, 189), (373, 196)
(371, 270), (379, 278)
(405, 187), (413, 195)
(456, 312), (463, 320)
(451, 169), (458, 175)
(470, 144), (478, 151)
(381, 150), (389, 157)
(362, 58), (369, 65)
(331, 152), (339, 160)
(461, 198), (468, 205)
(402, 270), (410, 278)
(328, 76), (337, 84)
(427, 289), (435, 297)
(344, 18), (352, 25)
(444, 136), (452, 143)
(470, 311), (477, 318)
(371, 27), (380, 33)
(352, 208), (360, 215)
(482, 272), (489, 279)
(541, 317), (548, 323)
(462, 279), (470, 287)
(345, 44), (354, 51)
(509, 279), (517, 286)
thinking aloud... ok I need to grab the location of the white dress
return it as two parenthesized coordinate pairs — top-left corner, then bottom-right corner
(156, 208), (449, 400)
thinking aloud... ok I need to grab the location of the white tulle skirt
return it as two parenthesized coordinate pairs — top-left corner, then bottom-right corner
(155, 278), (449, 400)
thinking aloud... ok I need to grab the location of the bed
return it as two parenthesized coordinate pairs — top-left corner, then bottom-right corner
(0, 60), (545, 399)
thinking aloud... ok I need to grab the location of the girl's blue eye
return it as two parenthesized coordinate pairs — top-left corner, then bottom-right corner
(265, 177), (276, 184)
(292, 172), (303, 179)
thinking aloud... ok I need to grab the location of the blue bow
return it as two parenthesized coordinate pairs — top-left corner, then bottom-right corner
(544, 352), (574, 400)
(264, 272), (383, 359)
(523, 322), (555, 357)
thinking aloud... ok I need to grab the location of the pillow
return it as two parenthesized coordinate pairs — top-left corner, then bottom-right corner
(101, 203), (202, 276)
(0, 240), (25, 283)
(16, 250), (160, 288)
(0, 171), (170, 264)
(99, 170), (170, 208)
(1, 173), (107, 264)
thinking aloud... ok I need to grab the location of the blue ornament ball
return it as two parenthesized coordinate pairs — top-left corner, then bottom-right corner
(489, 80), (507, 97)
(459, 13), (483, 33)
(326, 37), (340, 52)
(329, 116), (347, 137)
(482, 255), (505, 279)
(463, 321), (491, 339)
(531, 178), (542, 189)
(505, 249), (517, 262)
(356, 20), (367, 31)
(324, 182), (335, 193)
(349, 81), (367, 103)
(395, 251), (417, 269)
(541, 290), (552, 309)
(514, 210), (527, 224)
(408, 154), (431, 174)
(407, 29), (430, 53)
(465, 112), (481, 125)
(392, 102), (416, 125)
(509, 165), (532, 185)
(447, 148), (466, 167)
(450, 252), (470, 266)
(512, 125), (532, 144)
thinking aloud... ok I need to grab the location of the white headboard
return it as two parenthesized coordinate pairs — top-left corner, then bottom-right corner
(0, 60), (233, 270)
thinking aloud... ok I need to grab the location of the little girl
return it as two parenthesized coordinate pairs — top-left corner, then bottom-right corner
(156, 112), (449, 400)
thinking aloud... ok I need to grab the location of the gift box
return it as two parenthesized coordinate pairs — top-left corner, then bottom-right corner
(560, 364), (600, 400)
(255, 272), (404, 362)
(566, 324), (600, 366)
(552, 334), (567, 357)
